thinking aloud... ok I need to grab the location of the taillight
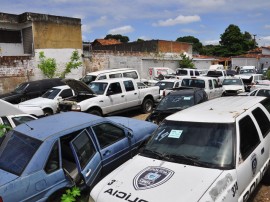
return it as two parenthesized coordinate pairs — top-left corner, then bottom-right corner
(0, 196), (3, 202)
(163, 90), (166, 97)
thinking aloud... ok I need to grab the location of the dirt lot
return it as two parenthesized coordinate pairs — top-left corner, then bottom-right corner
(126, 110), (270, 202)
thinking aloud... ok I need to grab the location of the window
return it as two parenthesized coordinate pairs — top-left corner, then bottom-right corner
(239, 116), (260, 160)
(209, 80), (213, 89)
(123, 71), (139, 79)
(72, 130), (96, 170)
(190, 71), (194, 76)
(98, 75), (106, 80)
(60, 89), (73, 98)
(109, 73), (122, 78)
(261, 98), (270, 113)
(195, 71), (200, 76)
(108, 82), (122, 94)
(92, 123), (125, 149)
(213, 79), (219, 88)
(124, 80), (135, 92)
(45, 142), (60, 173)
(11, 116), (36, 126)
(252, 108), (270, 138)
(0, 30), (21, 43)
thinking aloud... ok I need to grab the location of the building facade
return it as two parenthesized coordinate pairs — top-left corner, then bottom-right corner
(0, 12), (83, 93)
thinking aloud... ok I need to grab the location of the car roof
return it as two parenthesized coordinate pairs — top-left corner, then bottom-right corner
(157, 79), (180, 82)
(86, 68), (135, 76)
(166, 96), (266, 123)
(14, 112), (104, 141)
(51, 85), (70, 90)
(92, 77), (135, 82)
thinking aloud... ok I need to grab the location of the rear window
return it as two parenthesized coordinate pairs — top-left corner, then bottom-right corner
(181, 79), (205, 88)
(0, 131), (42, 175)
(207, 71), (223, 77)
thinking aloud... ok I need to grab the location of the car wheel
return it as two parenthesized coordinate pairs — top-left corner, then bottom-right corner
(87, 109), (102, 116)
(141, 98), (154, 113)
(43, 108), (53, 116)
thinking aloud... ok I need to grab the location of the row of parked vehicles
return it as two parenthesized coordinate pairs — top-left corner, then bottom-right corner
(1, 66), (270, 201)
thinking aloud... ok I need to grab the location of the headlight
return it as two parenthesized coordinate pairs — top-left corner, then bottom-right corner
(71, 104), (81, 111)
(88, 195), (95, 202)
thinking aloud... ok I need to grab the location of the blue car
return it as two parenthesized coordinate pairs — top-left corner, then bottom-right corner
(0, 112), (157, 202)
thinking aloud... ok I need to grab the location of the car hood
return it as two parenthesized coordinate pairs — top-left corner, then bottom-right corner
(62, 79), (95, 95)
(19, 97), (55, 106)
(0, 92), (19, 100)
(0, 169), (18, 186)
(91, 156), (223, 202)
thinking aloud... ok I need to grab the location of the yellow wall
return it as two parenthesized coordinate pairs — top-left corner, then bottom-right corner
(33, 22), (82, 49)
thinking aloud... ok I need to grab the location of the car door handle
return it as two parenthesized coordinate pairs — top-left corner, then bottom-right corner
(99, 100), (104, 102)
(261, 147), (265, 154)
(134, 93), (137, 95)
(103, 150), (111, 156)
(121, 95), (125, 97)
(86, 169), (91, 177)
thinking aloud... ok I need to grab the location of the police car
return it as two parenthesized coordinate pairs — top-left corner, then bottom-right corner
(89, 96), (270, 202)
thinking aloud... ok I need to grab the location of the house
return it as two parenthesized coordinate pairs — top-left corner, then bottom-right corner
(0, 12), (83, 94)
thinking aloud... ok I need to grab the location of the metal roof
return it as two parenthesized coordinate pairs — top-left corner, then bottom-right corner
(166, 96), (266, 123)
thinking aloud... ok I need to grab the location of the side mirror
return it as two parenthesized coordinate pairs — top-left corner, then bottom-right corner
(57, 96), (63, 101)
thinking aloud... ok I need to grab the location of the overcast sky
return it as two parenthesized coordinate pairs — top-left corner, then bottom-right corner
(1, 0), (270, 46)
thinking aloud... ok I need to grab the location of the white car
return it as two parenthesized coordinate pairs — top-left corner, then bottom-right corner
(222, 77), (245, 96)
(154, 79), (181, 98)
(89, 96), (270, 202)
(0, 99), (37, 129)
(17, 85), (74, 116)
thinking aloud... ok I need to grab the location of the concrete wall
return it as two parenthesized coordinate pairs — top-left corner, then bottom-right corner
(33, 21), (82, 49)
(193, 59), (214, 70)
(231, 58), (259, 68)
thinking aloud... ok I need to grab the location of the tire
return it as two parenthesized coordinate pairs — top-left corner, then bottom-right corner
(87, 109), (102, 116)
(43, 108), (53, 116)
(262, 166), (270, 185)
(141, 98), (154, 113)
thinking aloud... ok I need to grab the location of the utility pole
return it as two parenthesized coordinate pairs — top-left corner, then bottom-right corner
(253, 34), (257, 48)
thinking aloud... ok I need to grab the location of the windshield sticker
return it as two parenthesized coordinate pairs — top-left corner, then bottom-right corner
(183, 97), (191, 100)
(168, 130), (183, 138)
(133, 166), (174, 190)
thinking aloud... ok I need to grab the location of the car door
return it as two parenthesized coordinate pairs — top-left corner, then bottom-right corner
(69, 129), (102, 187)
(207, 79), (215, 99)
(105, 82), (126, 113)
(123, 80), (140, 108)
(91, 122), (131, 175)
(213, 79), (223, 98)
(235, 113), (267, 201)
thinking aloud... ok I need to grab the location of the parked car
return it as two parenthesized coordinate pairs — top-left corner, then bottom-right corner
(175, 68), (200, 77)
(0, 78), (65, 104)
(0, 99), (37, 129)
(206, 69), (227, 85)
(0, 112), (158, 202)
(244, 87), (270, 98)
(146, 87), (208, 124)
(81, 68), (141, 85)
(17, 85), (75, 116)
(222, 77), (245, 96)
(89, 96), (270, 202)
(154, 79), (181, 97)
(58, 78), (160, 116)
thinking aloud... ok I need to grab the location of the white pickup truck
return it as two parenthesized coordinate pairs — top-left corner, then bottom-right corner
(206, 69), (227, 85)
(58, 78), (160, 116)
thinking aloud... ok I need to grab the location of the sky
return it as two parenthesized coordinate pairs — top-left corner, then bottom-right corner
(1, 0), (270, 47)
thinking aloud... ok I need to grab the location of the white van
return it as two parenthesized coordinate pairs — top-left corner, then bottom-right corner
(148, 67), (175, 80)
(81, 68), (141, 84)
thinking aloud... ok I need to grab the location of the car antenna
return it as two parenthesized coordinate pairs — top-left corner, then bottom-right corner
(24, 122), (33, 130)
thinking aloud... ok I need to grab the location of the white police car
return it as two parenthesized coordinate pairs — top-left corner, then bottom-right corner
(89, 96), (270, 202)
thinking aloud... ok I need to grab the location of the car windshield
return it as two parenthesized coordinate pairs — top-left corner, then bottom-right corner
(42, 88), (61, 99)
(155, 82), (175, 90)
(89, 82), (108, 95)
(176, 69), (187, 75)
(240, 69), (255, 74)
(181, 79), (205, 88)
(156, 94), (194, 110)
(13, 83), (29, 93)
(81, 75), (97, 84)
(11, 116), (36, 126)
(0, 131), (42, 175)
(207, 71), (223, 77)
(141, 120), (235, 169)
(222, 79), (242, 85)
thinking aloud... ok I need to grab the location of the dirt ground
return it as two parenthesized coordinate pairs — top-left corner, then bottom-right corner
(127, 110), (270, 202)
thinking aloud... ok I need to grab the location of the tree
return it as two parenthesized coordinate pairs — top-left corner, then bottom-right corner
(219, 24), (257, 56)
(38, 51), (57, 78)
(179, 53), (195, 69)
(104, 34), (129, 43)
(61, 50), (82, 78)
(176, 36), (203, 54)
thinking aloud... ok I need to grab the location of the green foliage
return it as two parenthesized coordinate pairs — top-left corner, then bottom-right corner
(137, 38), (144, 42)
(176, 36), (203, 54)
(266, 70), (270, 80)
(104, 34), (129, 43)
(38, 51), (57, 78)
(179, 53), (195, 69)
(61, 187), (81, 202)
(61, 50), (82, 78)
(0, 124), (12, 137)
